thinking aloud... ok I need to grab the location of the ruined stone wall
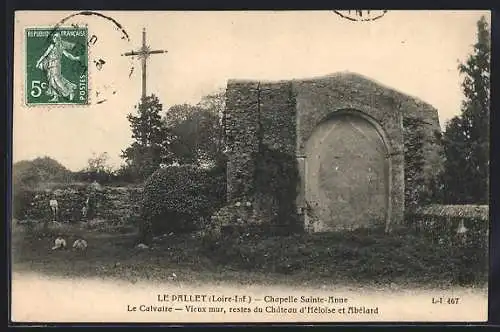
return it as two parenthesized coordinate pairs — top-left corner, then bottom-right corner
(401, 97), (444, 207)
(259, 82), (296, 155)
(292, 73), (405, 227)
(21, 185), (143, 224)
(224, 81), (260, 203)
(257, 82), (299, 230)
(223, 72), (443, 232)
(223, 80), (299, 231)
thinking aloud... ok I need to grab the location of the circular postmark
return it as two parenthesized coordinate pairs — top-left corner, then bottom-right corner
(28, 11), (136, 106)
(333, 10), (388, 22)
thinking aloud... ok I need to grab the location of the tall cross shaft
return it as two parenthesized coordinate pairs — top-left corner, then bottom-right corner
(122, 28), (168, 99)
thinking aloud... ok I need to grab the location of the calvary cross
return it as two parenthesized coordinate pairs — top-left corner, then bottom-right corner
(122, 28), (168, 99)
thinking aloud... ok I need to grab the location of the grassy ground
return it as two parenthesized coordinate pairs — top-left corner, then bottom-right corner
(11, 221), (488, 290)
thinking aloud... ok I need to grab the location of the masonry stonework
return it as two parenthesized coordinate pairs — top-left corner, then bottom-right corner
(224, 81), (260, 202)
(223, 72), (442, 233)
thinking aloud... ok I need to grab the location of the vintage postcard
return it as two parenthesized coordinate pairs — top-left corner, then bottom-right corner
(10, 10), (490, 323)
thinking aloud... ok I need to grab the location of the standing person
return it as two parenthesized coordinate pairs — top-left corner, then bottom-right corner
(49, 196), (59, 221)
(86, 194), (95, 220)
(81, 197), (89, 221)
(87, 180), (102, 220)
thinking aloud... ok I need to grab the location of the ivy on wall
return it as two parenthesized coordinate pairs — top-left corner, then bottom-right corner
(253, 145), (301, 234)
(403, 116), (430, 210)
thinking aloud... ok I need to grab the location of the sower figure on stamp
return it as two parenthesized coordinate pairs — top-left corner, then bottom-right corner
(35, 32), (81, 102)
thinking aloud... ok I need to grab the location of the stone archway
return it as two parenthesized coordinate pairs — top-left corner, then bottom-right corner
(304, 110), (392, 232)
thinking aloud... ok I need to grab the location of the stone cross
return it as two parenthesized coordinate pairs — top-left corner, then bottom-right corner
(122, 28), (168, 100)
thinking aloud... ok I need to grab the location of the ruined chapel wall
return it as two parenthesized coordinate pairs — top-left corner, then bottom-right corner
(224, 81), (260, 202)
(293, 74), (405, 157)
(257, 82), (299, 229)
(401, 98), (444, 187)
(292, 74), (405, 225)
(259, 82), (297, 156)
(224, 80), (299, 229)
(223, 73), (443, 230)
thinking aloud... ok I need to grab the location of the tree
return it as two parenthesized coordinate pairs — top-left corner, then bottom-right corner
(121, 95), (174, 180)
(13, 156), (72, 188)
(197, 90), (225, 123)
(197, 90), (226, 163)
(74, 152), (116, 183)
(441, 16), (490, 204)
(164, 91), (226, 167)
(12, 157), (72, 219)
(86, 152), (112, 174)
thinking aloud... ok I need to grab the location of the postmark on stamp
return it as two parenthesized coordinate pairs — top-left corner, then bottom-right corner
(25, 26), (89, 105)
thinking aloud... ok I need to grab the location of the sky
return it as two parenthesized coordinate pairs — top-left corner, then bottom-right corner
(13, 10), (490, 171)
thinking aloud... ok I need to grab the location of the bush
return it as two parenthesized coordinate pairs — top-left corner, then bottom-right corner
(139, 165), (226, 242)
(12, 185), (36, 220)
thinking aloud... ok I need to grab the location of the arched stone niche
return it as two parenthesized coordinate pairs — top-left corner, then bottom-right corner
(293, 74), (405, 231)
(301, 109), (395, 232)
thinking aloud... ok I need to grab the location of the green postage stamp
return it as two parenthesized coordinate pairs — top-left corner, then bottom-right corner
(25, 27), (89, 105)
